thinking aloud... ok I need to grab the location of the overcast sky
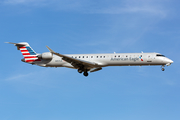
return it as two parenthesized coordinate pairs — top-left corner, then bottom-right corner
(1, 0), (180, 120)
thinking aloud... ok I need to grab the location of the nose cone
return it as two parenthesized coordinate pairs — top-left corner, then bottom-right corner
(164, 58), (173, 65)
(169, 59), (174, 63)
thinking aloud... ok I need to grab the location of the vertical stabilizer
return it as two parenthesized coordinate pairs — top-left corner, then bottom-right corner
(19, 42), (39, 62)
(6, 42), (40, 63)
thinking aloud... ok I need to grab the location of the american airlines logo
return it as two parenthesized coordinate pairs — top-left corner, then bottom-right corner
(139, 56), (143, 61)
(111, 57), (142, 62)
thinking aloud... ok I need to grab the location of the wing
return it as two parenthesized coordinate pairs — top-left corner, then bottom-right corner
(46, 46), (102, 72)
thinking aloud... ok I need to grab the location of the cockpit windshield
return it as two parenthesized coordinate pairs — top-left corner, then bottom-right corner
(156, 54), (165, 57)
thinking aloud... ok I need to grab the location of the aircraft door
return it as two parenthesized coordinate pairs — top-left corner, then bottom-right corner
(147, 54), (153, 62)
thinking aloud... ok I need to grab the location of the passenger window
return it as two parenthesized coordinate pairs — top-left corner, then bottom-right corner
(115, 56), (116, 57)
(86, 56), (88, 58)
(79, 56), (81, 58)
(91, 56), (93, 58)
(104, 56), (105, 58)
(97, 56), (98, 58)
(83, 56), (84, 58)
(75, 56), (77, 58)
(118, 55), (120, 57)
(100, 56), (102, 58)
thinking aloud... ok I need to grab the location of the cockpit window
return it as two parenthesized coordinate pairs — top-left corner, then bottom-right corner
(156, 54), (165, 57)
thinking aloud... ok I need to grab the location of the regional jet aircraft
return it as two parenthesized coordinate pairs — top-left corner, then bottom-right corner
(6, 42), (173, 77)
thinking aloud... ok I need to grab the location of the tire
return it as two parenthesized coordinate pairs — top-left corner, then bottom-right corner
(83, 72), (88, 77)
(78, 69), (83, 73)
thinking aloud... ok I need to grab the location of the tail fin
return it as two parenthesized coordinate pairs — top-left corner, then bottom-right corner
(6, 42), (40, 63)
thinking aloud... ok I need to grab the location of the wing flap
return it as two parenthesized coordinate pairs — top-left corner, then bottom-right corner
(89, 67), (102, 72)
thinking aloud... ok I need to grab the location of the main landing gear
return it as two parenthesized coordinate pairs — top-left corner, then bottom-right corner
(78, 69), (89, 77)
(83, 71), (88, 77)
(78, 69), (83, 73)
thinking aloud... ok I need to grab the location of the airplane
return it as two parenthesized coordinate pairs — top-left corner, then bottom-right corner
(6, 42), (173, 77)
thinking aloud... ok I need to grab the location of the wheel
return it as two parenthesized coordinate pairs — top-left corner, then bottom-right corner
(78, 69), (83, 73)
(83, 72), (88, 77)
(162, 68), (165, 71)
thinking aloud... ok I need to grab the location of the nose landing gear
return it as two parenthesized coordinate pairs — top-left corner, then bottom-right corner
(161, 65), (165, 71)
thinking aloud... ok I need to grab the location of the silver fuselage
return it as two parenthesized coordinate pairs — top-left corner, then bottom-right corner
(32, 52), (173, 68)
(7, 42), (173, 76)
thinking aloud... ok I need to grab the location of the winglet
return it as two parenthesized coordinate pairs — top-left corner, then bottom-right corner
(46, 46), (55, 53)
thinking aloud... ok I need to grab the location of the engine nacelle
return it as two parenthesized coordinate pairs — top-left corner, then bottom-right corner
(38, 52), (53, 60)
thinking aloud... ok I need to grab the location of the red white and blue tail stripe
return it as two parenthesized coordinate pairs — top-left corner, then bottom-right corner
(6, 42), (41, 63)
(19, 46), (41, 63)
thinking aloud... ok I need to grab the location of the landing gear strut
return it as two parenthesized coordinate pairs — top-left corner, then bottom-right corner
(161, 65), (165, 71)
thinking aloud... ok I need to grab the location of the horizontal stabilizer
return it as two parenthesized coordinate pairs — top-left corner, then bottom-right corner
(5, 42), (27, 46)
